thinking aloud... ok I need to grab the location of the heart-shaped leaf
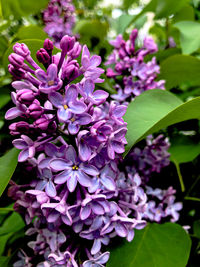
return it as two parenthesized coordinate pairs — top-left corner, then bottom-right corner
(107, 223), (191, 267)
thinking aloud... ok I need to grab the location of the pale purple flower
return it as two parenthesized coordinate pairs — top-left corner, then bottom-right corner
(50, 146), (98, 192)
(35, 64), (63, 93)
(49, 84), (87, 122)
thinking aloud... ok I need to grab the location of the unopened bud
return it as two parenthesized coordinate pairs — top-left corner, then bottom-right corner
(13, 43), (30, 58)
(36, 48), (50, 64)
(60, 35), (75, 53)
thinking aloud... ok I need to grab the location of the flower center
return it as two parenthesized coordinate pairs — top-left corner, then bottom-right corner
(64, 104), (68, 110)
(72, 165), (79, 170)
(71, 117), (75, 122)
(48, 80), (54, 86)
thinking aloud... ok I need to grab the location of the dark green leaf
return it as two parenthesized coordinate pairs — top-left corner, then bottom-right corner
(0, 148), (19, 197)
(174, 21), (200, 54)
(0, 94), (10, 109)
(173, 5), (195, 22)
(169, 136), (200, 163)
(0, 256), (10, 265)
(107, 223), (191, 267)
(193, 220), (200, 239)
(159, 55), (200, 90)
(0, 233), (12, 255)
(0, 212), (25, 236)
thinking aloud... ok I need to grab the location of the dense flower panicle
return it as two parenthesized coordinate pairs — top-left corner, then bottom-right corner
(105, 29), (165, 102)
(43, 0), (76, 46)
(6, 34), (182, 266)
(6, 35), (147, 266)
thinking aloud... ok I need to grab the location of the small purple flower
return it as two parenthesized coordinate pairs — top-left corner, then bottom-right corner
(35, 64), (63, 93)
(83, 252), (110, 267)
(50, 146), (99, 192)
(36, 168), (56, 198)
(13, 135), (35, 162)
(79, 79), (109, 105)
(49, 84), (87, 122)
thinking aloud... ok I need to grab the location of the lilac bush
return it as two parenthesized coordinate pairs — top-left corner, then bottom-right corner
(6, 32), (182, 266)
(43, 0), (76, 46)
(105, 29), (165, 103)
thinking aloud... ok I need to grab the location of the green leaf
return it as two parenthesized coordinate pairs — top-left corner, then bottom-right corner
(155, 0), (190, 19)
(124, 90), (200, 155)
(159, 55), (200, 90)
(1, 0), (48, 19)
(0, 212), (24, 236)
(74, 19), (108, 45)
(124, 90), (182, 154)
(193, 220), (200, 239)
(15, 25), (48, 40)
(107, 223), (191, 267)
(169, 136), (200, 163)
(173, 5), (195, 22)
(0, 256), (10, 266)
(0, 148), (19, 197)
(174, 21), (200, 54)
(0, 233), (12, 255)
(0, 94), (10, 109)
(116, 14), (133, 34)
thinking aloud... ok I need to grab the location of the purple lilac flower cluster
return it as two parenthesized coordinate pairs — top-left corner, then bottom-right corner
(43, 0), (76, 47)
(105, 29), (165, 102)
(105, 30), (182, 226)
(6, 35), (149, 266)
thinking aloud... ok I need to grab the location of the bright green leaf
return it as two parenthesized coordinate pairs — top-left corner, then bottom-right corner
(159, 55), (200, 90)
(108, 223), (191, 267)
(116, 14), (133, 34)
(124, 90), (200, 155)
(124, 90), (182, 154)
(155, 0), (190, 19)
(0, 148), (19, 197)
(0, 212), (24, 236)
(174, 21), (200, 54)
(16, 25), (48, 40)
(169, 136), (200, 163)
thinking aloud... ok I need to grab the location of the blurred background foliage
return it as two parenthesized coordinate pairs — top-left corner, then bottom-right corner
(1, 0), (200, 266)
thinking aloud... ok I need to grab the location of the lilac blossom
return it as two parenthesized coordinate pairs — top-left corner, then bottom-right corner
(43, 0), (76, 46)
(6, 34), (182, 267)
(105, 29), (165, 102)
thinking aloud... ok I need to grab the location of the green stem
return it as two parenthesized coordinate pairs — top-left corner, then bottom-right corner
(174, 160), (185, 192)
(184, 196), (200, 202)
(0, 207), (14, 211)
(186, 175), (200, 196)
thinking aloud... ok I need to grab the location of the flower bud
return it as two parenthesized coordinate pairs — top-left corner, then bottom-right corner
(34, 117), (49, 131)
(27, 101), (44, 119)
(36, 48), (50, 64)
(60, 35), (75, 53)
(43, 38), (54, 51)
(16, 89), (35, 104)
(8, 64), (25, 79)
(62, 62), (79, 82)
(8, 53), (24, 68)
(9, 121), (30, 135)
(13, 43), (30, 57)
(67, 42), (82, 59)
